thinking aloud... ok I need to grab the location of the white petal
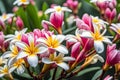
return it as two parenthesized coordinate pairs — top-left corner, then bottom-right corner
(37, 44), (48, 54)
(17, 51), (28, 59)
(9, 66), (17, 73)
(42, 58), (54, 64)
(17, 65), (25, 74)
(37, 38), (46, 43)
(63, 57), (75, 61)
(91, 54), (104, 64)
(56, 35), (65, 43)
(62, 7), (72, 12)
(15, 42), (28, 51)
(103, 38), (112, 44)
(45, 8), (55, 14)
(80, 31), (93, 38)
(56, 62), (69, 70)
(94, 41), (104, 53)
(0, 74), (5, 77)
(27, 55), (38, 67)
(55, 45), (68, 54)
(2, 51), (12, 58)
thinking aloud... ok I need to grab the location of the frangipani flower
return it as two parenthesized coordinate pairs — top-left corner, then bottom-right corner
(110, 23), (120, 35)
(15, 34), (48, 67)
(0, 65), (14, 78)
(13, 0), (30, 6)
(45, 6), (71, 14)
(0, 13), (14, 22)
(42, 53), (75, 70)
(91, 16), (108, 29)
(2, 45), (19, 62)
(37, 34), (68, 54)
(8, 59), (25, 74)
(86, 54), (104, 64)
(5, 28), (27, 43)
(79, 25), (112, 53)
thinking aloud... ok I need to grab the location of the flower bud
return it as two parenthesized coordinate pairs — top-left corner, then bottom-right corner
(105, 8), (116, 24)
(16, 17), (24, 30)
(0, 20), (6, 30)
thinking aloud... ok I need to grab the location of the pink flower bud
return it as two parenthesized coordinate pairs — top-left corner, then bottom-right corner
(96, 1), (107, 14)
(16, 17), (24, 30)
(12, 6), (19, 13)
(7, 18), (13, 25)
(105, 44), (120, 66)
(105, 8), (116, 24)
(71, 42), (81, 58)
(0, 20), (6, 30)
(50, 12), (64, 34)
(0, 32), (4, 48)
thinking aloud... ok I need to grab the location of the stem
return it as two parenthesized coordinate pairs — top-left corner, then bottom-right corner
(9, 74), (14, 80)
(52, 68), (57, 80)
(26, 67), (34, 78)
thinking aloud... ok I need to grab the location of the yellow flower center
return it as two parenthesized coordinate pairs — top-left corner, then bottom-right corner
(2, 67), (8, 74)
(46, 36), (60, 48)
(16, 33), (21, 40)
(117, 29), (120, 34)
(55, 7), (62, 12)
(92, 18), (100, 23)
(13, 59), (24, 67)
(20, 0), (27, 2)
(25, 41), (39, 55)
(2, 14), (7, 19)
(91, 28), (104, 41)
(12, 46), (19, 56)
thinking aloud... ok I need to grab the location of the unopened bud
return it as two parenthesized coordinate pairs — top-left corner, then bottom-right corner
(16, 17), (24, 30)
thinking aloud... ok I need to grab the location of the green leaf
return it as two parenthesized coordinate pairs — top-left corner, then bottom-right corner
(63, 26), (76, 34)
(91, 69), (103, 80)
(42, 2), (48, 12)
(77, 67), (101, 77)
(15, 7), (31, 31)
(0, 0), (6, 13)
(26, 4), (41, 29)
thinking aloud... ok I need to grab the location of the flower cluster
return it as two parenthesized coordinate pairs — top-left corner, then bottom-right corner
(0, 0), (120, 80)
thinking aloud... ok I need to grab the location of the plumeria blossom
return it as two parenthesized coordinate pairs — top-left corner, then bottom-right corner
(45, 6), (72, 14)
(8, 59), (25, 74)
(79, 25), (112, 53)
(37, 34), (68, 54)
(2, 45), (19, 63)
(15, 34), (48, 67)
(86, 54), (104, 64)
(13, 0), (30, 6)
(0, 13), (14, 22)
(5, 28), (27, 43)
(91, 16), (108, 29)
(42, 53), (75, 70)
(0, 65), (14, 78)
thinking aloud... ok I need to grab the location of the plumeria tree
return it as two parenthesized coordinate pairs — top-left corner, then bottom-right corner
(0, 0), (120, 80)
